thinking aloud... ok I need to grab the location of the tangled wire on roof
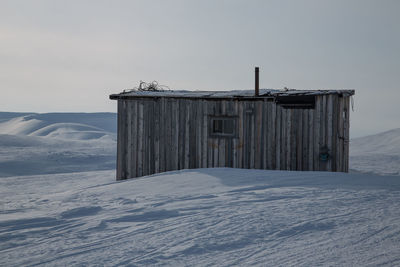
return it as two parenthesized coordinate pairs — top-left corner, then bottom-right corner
(136, 80), (170, 92)
(123, 80), (170, 93)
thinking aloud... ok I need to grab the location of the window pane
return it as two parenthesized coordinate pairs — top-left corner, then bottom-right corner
(223, 119), (234, 134)
(213, 119), (223, 133)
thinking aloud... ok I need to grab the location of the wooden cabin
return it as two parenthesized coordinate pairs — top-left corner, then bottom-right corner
(110, 88), (355, 180)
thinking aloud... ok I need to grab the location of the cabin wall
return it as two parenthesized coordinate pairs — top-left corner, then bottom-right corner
(116, 95), (351, 179)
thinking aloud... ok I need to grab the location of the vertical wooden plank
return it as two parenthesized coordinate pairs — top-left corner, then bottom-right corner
(196, 100), (203, 168)
(331, 95), (338, 172)
(226, 100), (234, 167)
(320, 95), (327, 171)
(280, 107), (286, 170)
(189, 100), (197, 169)
(173, 99), (179, 171)
(344, 96), (350, 172)
(137, 102), (144, 177)
(261, 100), (267, 169)
(326, 95), (333, 171)
(262, 100), (268, 169)
(127, 100), (137, 178)
(143, 100), (149, 176)
(302, 109), (308, 171)
(270, 101), (276, 170)
(313, 96), (321, 171)
(286, 109), (292, 170)
(126, 102), (132, 178)
(153, 100), (159, 174)
(141, 100), (146, 176)
(122, 100), (128, 178)
(116, 100), (123, 179)
(147, 100), (153, 175)
(342, 97), (347, 172)
(168, 100), (174, 171)
(275, 104), (281, 170)
(308, 108), (314, 171)
(250, 102), (256, 169)
(160, 98), (166, 173)
(207, 101), (213, 168)
(178, 99), (184, 169)
(167, 99), (171, 172)
(131, 101), (138, 178)
(242, 102), (247, 168)
(237, 101), (244, 168)
(291, 109), (297, 171)
(255, 101), (262, 169)
(184, 100), (190, 169)
(201, 101), (207, 168)
(232, 100), (238, 168)
(149, 100), (156, 175)
(291, 109), (298, 171)
(218, 101), (225, 167)
(296, 109), (303, 171)
(243, 101), (253, 169)
(212, 101), (219, 168)
(338, 96), (344, 172)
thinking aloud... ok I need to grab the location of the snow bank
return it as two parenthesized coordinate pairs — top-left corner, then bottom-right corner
(1, 168), (399, 266)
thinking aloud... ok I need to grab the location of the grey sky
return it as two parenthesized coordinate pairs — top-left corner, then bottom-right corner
(0, 0), (399, 137)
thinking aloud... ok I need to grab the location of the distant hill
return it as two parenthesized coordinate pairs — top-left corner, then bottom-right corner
(0, 112), (117, 138)
(350, 128), (400, 175)
(0, 112), (117, 177)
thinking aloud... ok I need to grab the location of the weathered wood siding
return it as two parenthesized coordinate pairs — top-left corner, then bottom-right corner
(116, 95), (351, 179)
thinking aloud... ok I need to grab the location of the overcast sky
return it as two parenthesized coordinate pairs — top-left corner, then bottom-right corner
(0, 0), (399, 137)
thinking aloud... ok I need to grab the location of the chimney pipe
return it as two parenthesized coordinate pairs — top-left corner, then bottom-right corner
(255, 67), (259, 96)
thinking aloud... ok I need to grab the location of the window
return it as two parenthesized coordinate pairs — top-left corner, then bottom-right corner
(275, 95), (315, 109)
(209, 116), (237, 137)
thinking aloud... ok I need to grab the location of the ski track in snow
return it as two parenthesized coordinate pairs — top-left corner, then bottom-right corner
(1, 169), (400, 266)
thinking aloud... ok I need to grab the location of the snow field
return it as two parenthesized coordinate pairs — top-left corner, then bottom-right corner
(1, 168), (400, 266)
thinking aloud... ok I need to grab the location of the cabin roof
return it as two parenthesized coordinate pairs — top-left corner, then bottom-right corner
(110, 89), (355, 100)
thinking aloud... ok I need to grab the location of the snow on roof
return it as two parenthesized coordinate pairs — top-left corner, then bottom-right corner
(110, 88), (355, 100)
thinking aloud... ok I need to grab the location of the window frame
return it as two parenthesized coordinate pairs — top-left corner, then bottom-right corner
(208, 116), (238, 138)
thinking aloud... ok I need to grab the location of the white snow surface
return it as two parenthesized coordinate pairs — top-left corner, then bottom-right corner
(350, 128), (400, 175)
(1, 168), (400, 266)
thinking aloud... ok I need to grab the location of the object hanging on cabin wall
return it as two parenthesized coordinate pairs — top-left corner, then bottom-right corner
(319, 146), (330, 162)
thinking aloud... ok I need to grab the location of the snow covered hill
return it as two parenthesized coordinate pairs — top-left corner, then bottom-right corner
(1, 168), (400, 266)
(0, 112), (117, 138)
(350, 128), (400, 175)
(0, 112), (117, 177)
